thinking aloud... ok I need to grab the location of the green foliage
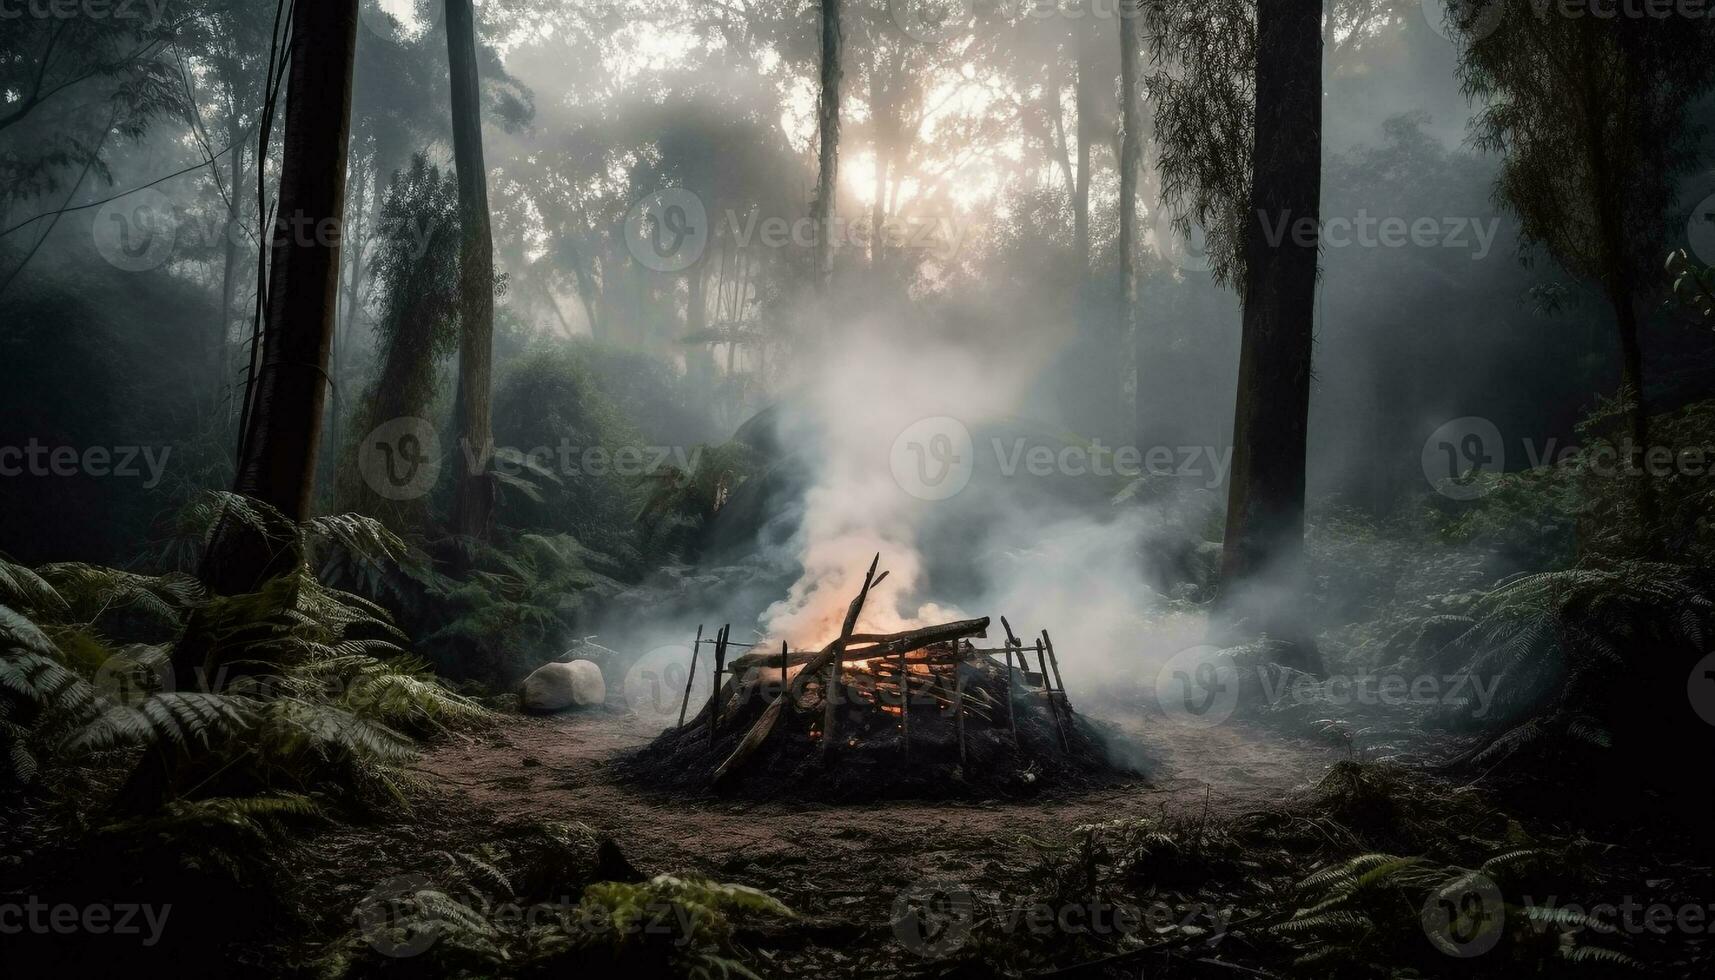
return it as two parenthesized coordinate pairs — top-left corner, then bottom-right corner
(334, 156), (467, 532)
(1459, 5), (1715, 294)
(0, 506), (485, 814)
(97, 792), (327, 881)
(636, 441), (761, 553)
(1441, 560), (1713, 760)
(1140, 0), (1255, 288)
(416, 532), (627, 681)
(1432, 399), (1715, 564)
(1276, 848), (1634, 974)
(1665, 248), (1715, 325)
(488, 346), (650, 547)
(323, 830), (786, 980)
(571, 875), (789, 978)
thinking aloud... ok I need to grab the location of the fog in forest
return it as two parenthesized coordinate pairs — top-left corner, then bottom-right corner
(5, 3), (1715, 977)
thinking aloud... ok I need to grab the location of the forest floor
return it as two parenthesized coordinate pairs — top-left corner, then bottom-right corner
(282, 705), (1337, 977)
(420, 706), (1332, 876)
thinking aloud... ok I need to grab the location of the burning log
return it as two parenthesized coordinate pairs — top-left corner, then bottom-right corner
(619, 555), (1126, 798)
(823, 554), (881, 760)
(725, 619), (991, 672)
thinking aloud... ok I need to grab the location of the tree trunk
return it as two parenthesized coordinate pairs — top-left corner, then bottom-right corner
(869, 42), (887, 272)
(1073, 9), (1094, 281)
(215, 112), (246, 422)
(446, 0), (497, 550)
(1118, 0), (1144, 438)
(685, 261), (716, 402)
(1609, 282), (1655, 533)
(199, 0), (360, 599)
(811, 0), (843, 296)
(1217, 0), (1323, 665)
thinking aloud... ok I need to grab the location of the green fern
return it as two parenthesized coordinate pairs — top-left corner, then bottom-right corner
(1442, 560), (1714, 774)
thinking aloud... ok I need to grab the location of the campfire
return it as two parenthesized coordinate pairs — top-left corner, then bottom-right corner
(621, 555), (1137, 799)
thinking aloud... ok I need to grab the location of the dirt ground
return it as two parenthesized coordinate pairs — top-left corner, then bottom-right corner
(399, 703), (1335, 973)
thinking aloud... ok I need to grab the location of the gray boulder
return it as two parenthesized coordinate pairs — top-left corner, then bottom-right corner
(521, 659), (607, 713)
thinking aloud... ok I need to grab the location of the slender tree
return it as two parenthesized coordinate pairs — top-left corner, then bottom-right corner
(201, 0), (361, 596)
(1458, 6), (1715, 532)
(1217, 0), (1322, 664)
(445, 0), (499, 549)
(810, 0), (843, 296)
(1118, 0), (1145, 434)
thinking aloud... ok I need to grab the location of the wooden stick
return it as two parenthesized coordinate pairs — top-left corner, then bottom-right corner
(728, 621), (989, 671)
(953, 659), (967, 767)
(1000, 618), (1021, 749)
(897, 643), (909, 762)
(1037, 638), (1070, 750)
(712, 556), (895, 784)
(677, 624), (702, 727)
(1041, 628), (1067, 696)
(698, 638), (758, 649)
(779, 641), (789, 702)
(711, 694), (784, 785)
(708, 625), (729, 746)
(823, 553), (880, 760)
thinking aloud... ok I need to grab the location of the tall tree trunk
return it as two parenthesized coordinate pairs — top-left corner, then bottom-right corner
(869, 42), (887, 272)
(1118, 0), (1143, 438)
(200, 0), (360, 597)
(1046, 64), (1076, 199)
(1217, 0), (1323, 667)
(216, 116), (246, 423)
(685, 261), (715, 402)
(1609, 282), (1654, 532)
(446, 0), (497, 550)
(1578, 54), (1655, 534)
(1073, 10), (1094, 281)
(811, 0), (843, 297)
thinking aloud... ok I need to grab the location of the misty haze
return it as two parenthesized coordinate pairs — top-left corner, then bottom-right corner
(3, 1), (1715, 977)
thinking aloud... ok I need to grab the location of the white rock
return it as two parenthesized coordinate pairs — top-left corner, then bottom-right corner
(520, 659), (606, 713)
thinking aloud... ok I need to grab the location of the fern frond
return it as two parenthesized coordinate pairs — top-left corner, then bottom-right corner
(65, 693), (253, 754)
